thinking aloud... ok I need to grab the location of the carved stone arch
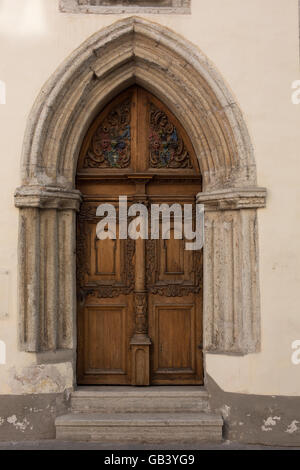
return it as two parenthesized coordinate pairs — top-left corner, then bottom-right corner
(15, 17), (266, 355)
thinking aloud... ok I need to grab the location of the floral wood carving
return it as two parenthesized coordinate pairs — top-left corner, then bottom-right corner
(83, 98), (131, 168)
(134, 292), (148, 335)
(149, 103), (193, 169)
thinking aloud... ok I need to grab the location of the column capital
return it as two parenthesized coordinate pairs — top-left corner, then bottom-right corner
(14, 185), (82, 211)
(196, 187), (267, 211)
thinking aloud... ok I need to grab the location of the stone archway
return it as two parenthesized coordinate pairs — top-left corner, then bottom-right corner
(14, 17), (266, 360)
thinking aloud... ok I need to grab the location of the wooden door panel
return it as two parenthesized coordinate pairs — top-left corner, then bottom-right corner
(159, 236), (193, 282)
(154, 304), (195, 371)
(84, 305), (126, 375)
(78, 296), (134, 384)
(149, 295), (203, 385)
(94, 237), (117, 276)
(76, 85), (203, 385)
(77, 207), (135, 292)
(147, 227), (202, 293)
(147, 222), (203, 385)
(89, 223), (121, 282)
(77, 204), (135, 384)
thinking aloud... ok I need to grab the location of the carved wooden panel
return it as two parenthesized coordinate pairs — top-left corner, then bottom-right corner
(82, 97), (131, 169)
(77, 86), (199, 174)
(149, 103), (193, 169)
(164, 238), (184, 274)
(76, 86), (203, 385)
(77, 202), (135, 299)
(94, 236), (117, 277)
(146, 224), (203, 297)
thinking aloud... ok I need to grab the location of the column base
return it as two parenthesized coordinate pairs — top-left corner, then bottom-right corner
(130, 336), (151, 386)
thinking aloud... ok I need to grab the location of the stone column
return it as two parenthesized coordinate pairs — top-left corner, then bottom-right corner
(15, 186), (81, 353)
(197, 187), (267, 355)
(18, 207), (40, 351)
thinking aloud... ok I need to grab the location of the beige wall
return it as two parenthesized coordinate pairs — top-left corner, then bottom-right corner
(0, 0), (299, 395)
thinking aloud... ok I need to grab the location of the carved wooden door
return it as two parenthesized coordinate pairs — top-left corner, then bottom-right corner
(76, 86), (203, 385)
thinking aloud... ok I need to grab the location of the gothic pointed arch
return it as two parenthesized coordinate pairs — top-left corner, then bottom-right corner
(14, 17), (266, 356)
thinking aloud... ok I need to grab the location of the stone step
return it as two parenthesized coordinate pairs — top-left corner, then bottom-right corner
(71, 386), (210, 413)
(55, 412), (223, 443)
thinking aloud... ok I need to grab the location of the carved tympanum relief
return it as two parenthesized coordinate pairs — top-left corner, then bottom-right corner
(80, 91), (195, 171)
(149, 103), (193, 169)
(83, 98), (131, 168)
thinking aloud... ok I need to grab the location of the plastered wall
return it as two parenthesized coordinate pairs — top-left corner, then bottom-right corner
(0, 0), (299, 396)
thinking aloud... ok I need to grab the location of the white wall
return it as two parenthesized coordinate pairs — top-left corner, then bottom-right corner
(0, 0), (299, 395)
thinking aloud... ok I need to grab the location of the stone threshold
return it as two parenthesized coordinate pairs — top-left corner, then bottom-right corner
(73, 385), (209, 395)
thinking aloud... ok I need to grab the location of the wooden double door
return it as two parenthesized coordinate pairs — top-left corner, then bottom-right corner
(76, 86), (203, 385)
